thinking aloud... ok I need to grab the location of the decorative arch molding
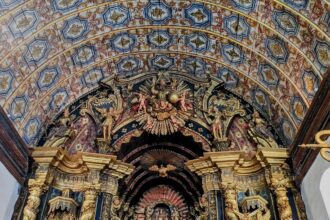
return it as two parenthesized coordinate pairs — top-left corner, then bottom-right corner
(111, 120), (212, 152)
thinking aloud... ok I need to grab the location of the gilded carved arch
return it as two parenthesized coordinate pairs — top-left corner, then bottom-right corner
(35, 70), (286, 156)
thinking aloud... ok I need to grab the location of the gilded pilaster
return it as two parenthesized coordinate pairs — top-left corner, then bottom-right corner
(257, 148), (293, 220)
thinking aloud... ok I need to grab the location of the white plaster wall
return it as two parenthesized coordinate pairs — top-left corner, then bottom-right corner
(301, 137), (330, 220)
(0, 162), (20, 220)
(320, 168), (330, 218)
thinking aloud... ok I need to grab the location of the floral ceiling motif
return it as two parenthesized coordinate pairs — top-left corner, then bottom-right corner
(0, 0), (328, 146)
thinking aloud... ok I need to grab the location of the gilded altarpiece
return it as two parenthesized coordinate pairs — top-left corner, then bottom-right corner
(14, 72), (306, 220)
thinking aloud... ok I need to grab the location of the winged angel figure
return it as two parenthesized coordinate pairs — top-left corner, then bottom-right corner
(93, 90), (123, 141)
(207, 94), (245, 142)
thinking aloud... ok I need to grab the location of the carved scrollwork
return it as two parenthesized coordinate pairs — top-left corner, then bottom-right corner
(202, 93), (246, 150)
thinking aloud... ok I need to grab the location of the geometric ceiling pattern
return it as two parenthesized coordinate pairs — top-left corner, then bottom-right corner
(0, 0), (328, 146)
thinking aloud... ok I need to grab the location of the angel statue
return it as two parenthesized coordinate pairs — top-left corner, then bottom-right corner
(94, 93), (123, 141)
(179, 90), (192, 112)
(96, 106), (123, 141)
(148, 164), (176, 177)
(208, 105), (225, 141)
(247, 110), (279, 148)
(137, 93), (147, 113)
(43, 108), (74, 148)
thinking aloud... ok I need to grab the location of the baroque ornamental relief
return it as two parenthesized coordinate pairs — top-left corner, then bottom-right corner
(16, 70), (306, 220)
(35, 70), (286, 156)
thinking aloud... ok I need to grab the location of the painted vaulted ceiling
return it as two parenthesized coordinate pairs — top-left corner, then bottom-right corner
(0, 0), (328, 146)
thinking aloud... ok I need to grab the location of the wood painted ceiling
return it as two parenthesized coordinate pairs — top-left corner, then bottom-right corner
(0, 0), (328, 145)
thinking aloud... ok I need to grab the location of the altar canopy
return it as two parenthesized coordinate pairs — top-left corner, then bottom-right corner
(0, 0), (328, 220)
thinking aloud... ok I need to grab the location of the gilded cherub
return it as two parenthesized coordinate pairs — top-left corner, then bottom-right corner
(137, 93), (147, 113)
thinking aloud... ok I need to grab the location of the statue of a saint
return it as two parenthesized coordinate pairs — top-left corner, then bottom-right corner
(95, 97), (123, 141)
(209, 106), (224, 141)
(247, 110), (279, 148)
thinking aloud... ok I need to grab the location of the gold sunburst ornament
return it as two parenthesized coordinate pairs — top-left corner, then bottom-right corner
(133, 72), (193, 135)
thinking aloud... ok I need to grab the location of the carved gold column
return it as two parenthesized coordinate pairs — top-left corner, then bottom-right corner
(23, 179), (47, 220)
(268, 169), (292, 220)
(257, 148), (293, 220)
(222, 183), (240, 220)
(23, 151), (53, 220)
(80, 187), (98, 220)
(187, 151), (242, 220)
